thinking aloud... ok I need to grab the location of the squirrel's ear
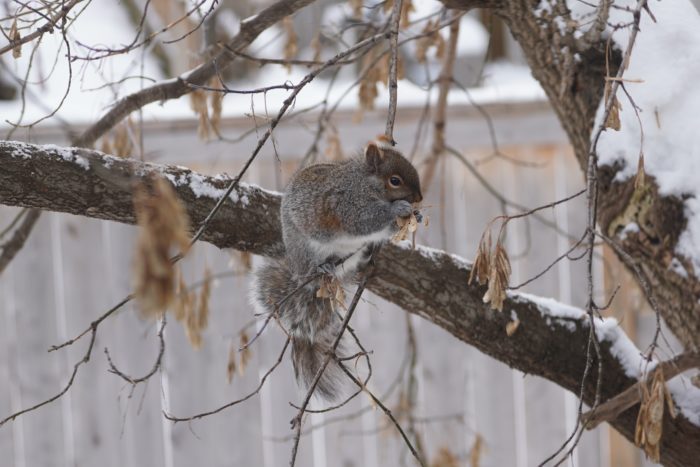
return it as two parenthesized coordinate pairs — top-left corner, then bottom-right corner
(364, 142), (384, 172)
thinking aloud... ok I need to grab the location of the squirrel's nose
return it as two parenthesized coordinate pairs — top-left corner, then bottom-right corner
(412, 192), (423, 204)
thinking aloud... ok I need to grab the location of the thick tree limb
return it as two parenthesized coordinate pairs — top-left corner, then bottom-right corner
(0, 141), (699, 466)
(439, 0), (700, 351)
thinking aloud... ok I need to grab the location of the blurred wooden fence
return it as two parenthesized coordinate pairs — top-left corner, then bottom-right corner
(0, 100), (662, 467)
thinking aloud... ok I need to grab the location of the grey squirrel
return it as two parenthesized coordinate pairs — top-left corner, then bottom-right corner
(251, 141), (423, 400)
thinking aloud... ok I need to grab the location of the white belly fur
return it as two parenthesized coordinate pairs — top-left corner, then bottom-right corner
(308, 227), (393, 258)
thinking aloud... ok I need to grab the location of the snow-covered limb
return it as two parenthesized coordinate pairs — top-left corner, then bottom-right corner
(1, 140), (699, 465)
(582, 352), (700, 429)
(0, 141), (285, 257)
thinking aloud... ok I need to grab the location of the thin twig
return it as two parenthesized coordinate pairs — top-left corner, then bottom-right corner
(0, 208), (40, 275)
(0, 0), (83, 57)
(164, 337), (291, 422)
(384, 0), (403, 145)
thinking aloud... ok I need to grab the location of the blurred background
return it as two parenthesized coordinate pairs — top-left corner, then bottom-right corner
(1, 0), (692, 466)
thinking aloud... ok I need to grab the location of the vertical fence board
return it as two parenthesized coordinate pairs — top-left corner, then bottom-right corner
(9, 214), (66, 467)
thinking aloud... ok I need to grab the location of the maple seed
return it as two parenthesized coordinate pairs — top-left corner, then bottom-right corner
(132, 177), (191, 317)
(634, 367), (677, 462)
(392, 209), (420, 244)
(506, 319), (520, 336)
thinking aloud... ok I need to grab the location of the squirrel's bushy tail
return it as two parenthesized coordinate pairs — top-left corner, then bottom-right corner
(252, 259), (346, 400)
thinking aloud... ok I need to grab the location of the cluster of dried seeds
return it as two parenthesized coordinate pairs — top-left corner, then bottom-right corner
(635, 367), (677, 462)
(132, 176), (190, 317)
(470, 227), (512, 312)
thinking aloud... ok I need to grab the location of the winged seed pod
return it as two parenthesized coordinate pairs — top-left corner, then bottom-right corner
(226, 342), (237, 383)
(635, 367), (677, 462)
(189, 89), (210, 141)
(132, 177), (190, 318)
(482, 242), (511, 312)
(603, 80), (622, 131)
(391, 211), (419, 244)
(9, 19), (21, 59)
(238, 331), (251, 376)
(282, 16), (298, 73)
(469, 229), (491, 285)
(506, 318), (520, 336)
(209, 81), (224, 136)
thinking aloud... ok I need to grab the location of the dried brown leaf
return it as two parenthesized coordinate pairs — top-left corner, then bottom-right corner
(358, 47), (382, 113)
(10, 19), (21, 59)
(634, 153), (646, 190)
(400, 0), (414, 29)
(113, 120), (133, 158)
(431, 446), (459, 467)
(325, 126), (344, 161)
(227, 342), (236, 383)
(132, 177), (191, 318)
(317, 275), (345, 307)
(209, 82), (223, 136)
(349, 0), (362, 19)
(174, 270), (192, 322)
(310, 33), (322, 63)
(415, 21), (445, 64)
(197, 265), (212, 329)
(185, 298), (202, 349)
(100, 136), (113, 156)
(635, 369), (668, 463)
(604, 81), (622, 131)
(392, 211), (419, 244)
(282, 16), (298, 73)
(506, 318), (520, 336)
(692, 373), (700, 389)
(470, 434), (484, 467)
(469, 229), (492, 285)
(239, 251), (253, 271)
(190, 89), (210, 141)
(239, 331), (251, 376)
(483, 242), (511, 312)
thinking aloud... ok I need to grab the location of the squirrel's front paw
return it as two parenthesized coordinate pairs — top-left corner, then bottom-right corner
(413, 209), (423, 224)
(317, 259), (338, 277)
(391, 200), (413, 218)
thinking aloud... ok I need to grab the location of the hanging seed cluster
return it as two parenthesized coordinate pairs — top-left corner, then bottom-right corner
(470, 227), (512, 312)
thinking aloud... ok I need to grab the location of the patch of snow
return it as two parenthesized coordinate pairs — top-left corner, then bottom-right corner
(163, 170), (258, 206)
(667, 376), (700, 426)
(669, 257), (689, 278)
(594, 317), (653, 379)
(6, 142), (33, 159)
(42, 144), (90, 170)
(413, 244), (473, 270)
(514, 291), (651, 378)
(619, 222), (639, 241)
(515, 291), (584, 320)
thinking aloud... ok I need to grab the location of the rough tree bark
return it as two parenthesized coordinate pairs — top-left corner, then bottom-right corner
(438, 0), (700, 351)
(0, 142), (698, 466)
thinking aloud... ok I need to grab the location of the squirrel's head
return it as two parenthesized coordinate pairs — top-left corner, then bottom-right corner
(364, 142), (423, 204)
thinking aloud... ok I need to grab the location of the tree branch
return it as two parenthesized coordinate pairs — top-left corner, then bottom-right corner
(1, 141), (699, 466)
(73, 0), (316, 147)
(439, 0), (700, 352)
(0, 207), (40, 274)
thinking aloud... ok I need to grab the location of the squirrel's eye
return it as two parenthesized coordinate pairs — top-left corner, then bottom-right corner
(389, 176), (403, 187)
